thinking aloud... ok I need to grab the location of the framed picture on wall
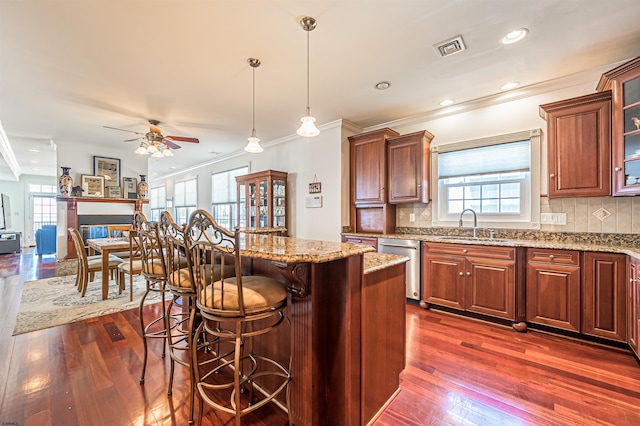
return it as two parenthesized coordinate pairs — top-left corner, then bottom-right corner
(81, 174), (105, 197)
(122, 177), (138, 199)
(93, 156), (120, 186)
(106, 186), (123, 199)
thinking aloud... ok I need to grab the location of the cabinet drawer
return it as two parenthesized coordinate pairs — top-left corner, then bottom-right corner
(342, 236), (378, 250)
(527, 248), (580, 265)
(423, 242), (514, 261)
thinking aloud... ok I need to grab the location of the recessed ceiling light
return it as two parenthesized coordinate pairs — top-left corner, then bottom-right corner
(439, 99), (455, 106)
(500, 81), (520, 91)
(27, 148), (40, 153)
(501, 28), (529, 45)
(375, 81), (391, 90)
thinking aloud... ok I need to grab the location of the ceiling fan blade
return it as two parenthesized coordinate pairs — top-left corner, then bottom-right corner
(162, 139), (182, 150)
(103, 125), (146, 136)
(165, 136), (199, 143)
(123, 137), (141, 142)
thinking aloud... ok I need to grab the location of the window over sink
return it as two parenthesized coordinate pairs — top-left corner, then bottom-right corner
(432, 129), (541, 229)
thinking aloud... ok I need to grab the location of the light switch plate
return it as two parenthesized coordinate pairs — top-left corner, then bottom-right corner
(540, 213), (566, 225)
(409, 213), (416, 222)
(305, 195), (322, 208)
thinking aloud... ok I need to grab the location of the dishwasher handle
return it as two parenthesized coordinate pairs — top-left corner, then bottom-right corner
(379, 243), (418, 250)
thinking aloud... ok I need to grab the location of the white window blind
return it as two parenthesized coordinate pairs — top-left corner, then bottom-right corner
(438, 140), (530, 178)
(150, 186), (166, 209)
(175, 178), (197, 207)
(212, 167), (247, 204)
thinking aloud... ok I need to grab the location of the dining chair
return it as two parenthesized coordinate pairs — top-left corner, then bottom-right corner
(185, 209), (291, 426)
(68, 228), (124, 297)
(117, 228), (143, 301)
(134, 211), (171, 384)
(107, 224), (132, 238)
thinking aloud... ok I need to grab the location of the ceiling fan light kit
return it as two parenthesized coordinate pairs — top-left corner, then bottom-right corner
(104, 120), (199, 158)
(297, 16), (320, 138)
(244, 58), (264, 153)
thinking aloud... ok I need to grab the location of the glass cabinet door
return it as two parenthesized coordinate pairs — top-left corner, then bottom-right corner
(622, 76), (640, 188)
(249, 182), (257, 228)
(259, 179), (268, 228)
(273, 179), (286, 228)
(238, 183), (246, 229)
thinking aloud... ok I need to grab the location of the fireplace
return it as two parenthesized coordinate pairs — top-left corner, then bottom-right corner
(57, 196), (148, 259)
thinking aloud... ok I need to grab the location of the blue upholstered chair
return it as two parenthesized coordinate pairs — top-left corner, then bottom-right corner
(35, 225), (56, 255)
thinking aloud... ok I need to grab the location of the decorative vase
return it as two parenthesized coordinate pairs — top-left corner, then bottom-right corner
(137, 174), (148, 199)
(59, 167), (73, 196)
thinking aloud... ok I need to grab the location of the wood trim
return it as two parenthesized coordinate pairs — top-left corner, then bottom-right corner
(539, 91), (612, 120)
(596, 56), (640, 91)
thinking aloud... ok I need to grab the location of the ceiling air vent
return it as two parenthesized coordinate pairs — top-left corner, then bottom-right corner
(433, 35), (466, 57)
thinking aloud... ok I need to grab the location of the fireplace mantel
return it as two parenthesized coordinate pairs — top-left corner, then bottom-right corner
(57, 196), (148, 259)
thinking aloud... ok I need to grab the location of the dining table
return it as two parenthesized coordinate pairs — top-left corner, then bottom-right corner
(86, 237), (130, 300)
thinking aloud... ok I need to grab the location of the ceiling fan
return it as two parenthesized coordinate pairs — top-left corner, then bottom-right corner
(103, 119), (199, 157)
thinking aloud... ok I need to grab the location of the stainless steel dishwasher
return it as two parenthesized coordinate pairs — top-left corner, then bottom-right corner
(377, 238), (421, 300)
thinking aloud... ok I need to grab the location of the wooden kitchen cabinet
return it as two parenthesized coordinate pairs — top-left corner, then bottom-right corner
(341, 235), (378, 250)
(236, 170), (287, 231)
(349, 128), (399, 234)
(629, 257), (640, 358)
(582, 252), (627, 342)
(539, 91), (611, 197)
(387, 130), (434, 204)
(422, 242), (519, 324)
(526, 249), (581, 332)
(597, 56), (640, 196)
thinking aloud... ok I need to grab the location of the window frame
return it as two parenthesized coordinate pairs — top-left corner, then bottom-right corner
(431, 129), (541, 230)
(211, 166), (248, 230)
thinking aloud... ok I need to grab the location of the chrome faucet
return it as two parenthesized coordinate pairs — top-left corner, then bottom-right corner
(458, 208), (478, 238)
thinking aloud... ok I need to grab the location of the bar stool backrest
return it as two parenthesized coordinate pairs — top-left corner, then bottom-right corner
(158, 210), (194, 292)
(133, 212), (165, 282)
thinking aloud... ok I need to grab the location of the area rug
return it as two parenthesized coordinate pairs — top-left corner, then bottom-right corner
(13, 273), (161, 336)
(56, 259), (78, 276)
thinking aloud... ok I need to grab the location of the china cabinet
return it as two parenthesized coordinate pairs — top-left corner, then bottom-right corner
(597, 56), (640, 195)
(236, 170), (287, 231)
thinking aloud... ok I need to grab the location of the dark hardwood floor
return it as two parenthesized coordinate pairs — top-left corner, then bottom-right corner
(1, 248), (640, 425)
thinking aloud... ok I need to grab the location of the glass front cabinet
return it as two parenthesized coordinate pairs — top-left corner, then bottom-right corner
(598, 56), (640, 195)
(236, 170), (288, 231)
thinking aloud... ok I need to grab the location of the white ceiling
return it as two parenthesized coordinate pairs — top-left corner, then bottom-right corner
(1, 0), (640, 181)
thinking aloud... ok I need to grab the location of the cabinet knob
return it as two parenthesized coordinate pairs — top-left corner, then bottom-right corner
(549, 173), (555, 178)
(463, 249), (468, 253)
(466, 272), (471, 276)
(459, 271), (464, 276)
(549, 255), (555, 260)
(615, 167), (622, 172)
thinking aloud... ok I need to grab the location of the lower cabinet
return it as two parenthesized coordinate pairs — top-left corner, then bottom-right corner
(629, 258), (640, 357)
(422, 242), (520, 323)
(583, 252), (627, 342)
(526, 249), (581, 332)
(527, 249), (627, 342)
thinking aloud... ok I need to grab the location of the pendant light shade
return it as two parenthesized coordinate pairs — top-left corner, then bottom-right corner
(135, 142), (149, 155)
(297, 16), (320, 138)
(244, 58), (263, 153)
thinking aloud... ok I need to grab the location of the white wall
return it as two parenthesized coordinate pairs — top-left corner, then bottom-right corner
(151, 120), (351, 242)
(0, 174), (57, 246)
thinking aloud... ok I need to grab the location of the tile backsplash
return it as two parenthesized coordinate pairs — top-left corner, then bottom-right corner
(396, 196), (640, 234)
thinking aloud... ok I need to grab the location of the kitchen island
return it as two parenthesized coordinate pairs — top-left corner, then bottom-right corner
(239, 233), (408, 426)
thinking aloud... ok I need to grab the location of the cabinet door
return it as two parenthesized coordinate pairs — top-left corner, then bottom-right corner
(526, 250), (581, 332)
(349, 128), (399, 205)
(582, 252), (627, 342)
(422, 253), (465, 310)
(465, 256), (515, 320)
(630, 258), (639, 357)
(541, 92), (611, 197)
(605, 57), (640, 195)
(387, 131), (433, 204)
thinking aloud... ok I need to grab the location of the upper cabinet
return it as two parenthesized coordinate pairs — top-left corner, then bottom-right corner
(597, 56), (640, 196)
(387, 130), (435, 204)
(236, 170), (288, 231)
(349, 128), (399, 205)
(539, 91), (612, 197)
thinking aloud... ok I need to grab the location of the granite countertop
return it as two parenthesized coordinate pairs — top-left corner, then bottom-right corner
(239, 227), (287, 234)
(363, 252), (409, 274)
(342, 230), (640, 259)
(240, 233), (374, 263)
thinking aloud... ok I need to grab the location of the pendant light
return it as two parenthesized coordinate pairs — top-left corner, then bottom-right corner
(297, 16), (320, 138)
(244, 58), (264, 153)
